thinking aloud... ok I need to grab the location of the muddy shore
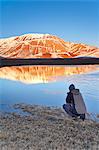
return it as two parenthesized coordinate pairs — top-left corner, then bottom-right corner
(0, 104), (99, 150)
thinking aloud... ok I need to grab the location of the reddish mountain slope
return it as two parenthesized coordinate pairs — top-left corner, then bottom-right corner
(0, 34), (99, 58)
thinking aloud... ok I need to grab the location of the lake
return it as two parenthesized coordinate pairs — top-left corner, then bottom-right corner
(0, 65), (99, 114)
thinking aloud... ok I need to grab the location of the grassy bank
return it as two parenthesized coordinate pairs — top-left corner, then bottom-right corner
(0, 104), (99, 150)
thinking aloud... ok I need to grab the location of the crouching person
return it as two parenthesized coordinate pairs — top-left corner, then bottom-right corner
(63, 84), (87, 121)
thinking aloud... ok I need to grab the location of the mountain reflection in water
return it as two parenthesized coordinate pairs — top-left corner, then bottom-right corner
(0, 65), (99, 84)
(0, 65), (99, 115)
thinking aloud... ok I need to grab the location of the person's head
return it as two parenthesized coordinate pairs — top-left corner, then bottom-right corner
(69, 84), (75, 91)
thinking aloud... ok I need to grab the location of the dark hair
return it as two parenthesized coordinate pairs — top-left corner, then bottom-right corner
(69, 84), (75, 91)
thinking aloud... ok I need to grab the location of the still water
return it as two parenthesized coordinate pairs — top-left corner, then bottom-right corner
(0, 65), (99, 114)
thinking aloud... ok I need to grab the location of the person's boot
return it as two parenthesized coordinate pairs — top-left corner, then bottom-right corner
(80, 114), (85, 121)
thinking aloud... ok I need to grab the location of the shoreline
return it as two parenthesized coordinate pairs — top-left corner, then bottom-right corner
(0, 57), (99, 67)
(0, 103), (99, 150)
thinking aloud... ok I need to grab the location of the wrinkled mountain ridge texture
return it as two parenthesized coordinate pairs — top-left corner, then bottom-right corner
(0, 33), (99, 58)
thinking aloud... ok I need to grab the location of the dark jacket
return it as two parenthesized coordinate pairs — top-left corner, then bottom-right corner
(66, 92), (75, 105)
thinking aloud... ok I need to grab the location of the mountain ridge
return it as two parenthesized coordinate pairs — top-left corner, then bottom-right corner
(0, 33), (99, 58)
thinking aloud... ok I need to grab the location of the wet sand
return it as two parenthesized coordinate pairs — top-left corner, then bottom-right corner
(0, 104), (99, 150)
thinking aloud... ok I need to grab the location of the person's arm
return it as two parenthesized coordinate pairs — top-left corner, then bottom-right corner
(66, 92), (71, 103)
(66, 92), (75, 104)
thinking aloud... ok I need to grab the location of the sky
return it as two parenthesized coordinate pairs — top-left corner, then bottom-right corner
(0, 0), (99, 47)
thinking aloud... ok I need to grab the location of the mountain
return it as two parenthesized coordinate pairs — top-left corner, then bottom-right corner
(0, 34), (99, 58)
(0, 66), (99, 84)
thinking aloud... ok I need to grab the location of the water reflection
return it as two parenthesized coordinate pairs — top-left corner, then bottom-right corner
(0, 65), (99, 84)
(0, 65), (99, 114)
